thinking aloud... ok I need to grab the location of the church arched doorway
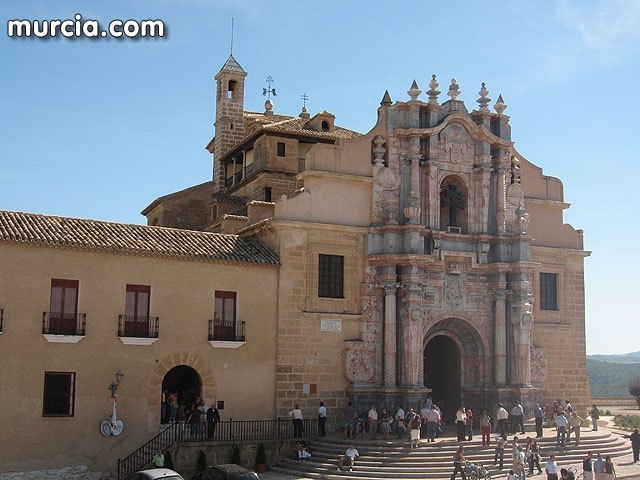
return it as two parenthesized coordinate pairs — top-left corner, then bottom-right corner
(161, 365), (201, 423)
(423, 335), (461, 423)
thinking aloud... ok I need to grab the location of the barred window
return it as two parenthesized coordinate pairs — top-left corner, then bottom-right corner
(43, 372), (75, 417)
(540, 273), (558, 311)
(318, 254), (344, 299)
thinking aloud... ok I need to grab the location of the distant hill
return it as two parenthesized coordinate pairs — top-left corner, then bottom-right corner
(587, 353), (640, 397)
(589, 352), (640, 364)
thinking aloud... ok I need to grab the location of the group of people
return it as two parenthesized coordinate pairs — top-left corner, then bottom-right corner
(162, 393), (221, 440)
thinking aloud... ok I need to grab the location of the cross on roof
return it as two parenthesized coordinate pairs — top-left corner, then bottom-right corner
(262, 76), (277, 100)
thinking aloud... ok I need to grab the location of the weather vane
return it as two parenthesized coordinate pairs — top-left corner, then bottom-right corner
(301, 93), (309, 109)
(263, 76), (277, 100)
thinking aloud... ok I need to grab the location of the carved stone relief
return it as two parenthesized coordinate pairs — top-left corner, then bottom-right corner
(439, 124), (475, 165)
(530, 343), (547, 384)
(344, 340), (376, 383)
(444, 274), (465, 308)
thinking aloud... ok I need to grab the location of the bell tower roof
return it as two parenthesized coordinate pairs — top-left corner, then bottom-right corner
(217, 54), (246, 76)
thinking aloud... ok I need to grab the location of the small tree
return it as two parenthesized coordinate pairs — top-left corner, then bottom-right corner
(255, 443), (267, 465)
(629, 376), (640, 409)
(230, 445), (241, 464)
(197, 449), (207, 472)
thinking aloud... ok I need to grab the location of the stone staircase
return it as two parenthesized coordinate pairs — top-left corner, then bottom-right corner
(271, 429), (630, 479)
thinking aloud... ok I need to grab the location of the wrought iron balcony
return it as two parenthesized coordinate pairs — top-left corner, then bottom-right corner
(225, 176), (233, 188)
(42, 312), (86, 336)
(118, 315), (159, 338)
(233, 170), (243, 184)
(208, 319), (245, 342)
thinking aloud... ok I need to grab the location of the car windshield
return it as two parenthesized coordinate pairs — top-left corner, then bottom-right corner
(228, 473), (259, 480)
(161, 476), (183, 480)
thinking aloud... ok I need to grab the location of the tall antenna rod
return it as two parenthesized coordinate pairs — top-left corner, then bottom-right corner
(230, 17), (234, 55)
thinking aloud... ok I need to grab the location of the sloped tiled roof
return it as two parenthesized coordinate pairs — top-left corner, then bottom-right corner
(211, 192), (247, 205)
(219, 54), (246, 74)
(0, 210), (279, 266)
(243, 112), (361, 140)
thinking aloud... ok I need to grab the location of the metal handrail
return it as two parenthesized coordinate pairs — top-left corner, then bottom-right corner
(208, 319), (245, 342)
(118, 315), (159, 338)
(42, 312), (86, 336)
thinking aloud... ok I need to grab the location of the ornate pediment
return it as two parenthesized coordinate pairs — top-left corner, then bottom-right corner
(439, 123), (475, 165)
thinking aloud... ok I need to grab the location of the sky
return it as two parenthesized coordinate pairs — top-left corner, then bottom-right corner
(1, 0), (639, 355)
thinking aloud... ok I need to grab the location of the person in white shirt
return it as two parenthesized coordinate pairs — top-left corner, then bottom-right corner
(337, 444), (360, 471)
(555, 411), (569, 447)
(506, 469), (518, 480)
(318, 401), (328, 437)
(568, 411), (584, 446)
(368, 404), (378, 440)
(495, 403), (509, 436)
(545, 453), (559, 480)
(395, 404), (406, 438)
(455, 406), (467, 441)
(426, 406), (441, 442)
(288, 404), (303, 438)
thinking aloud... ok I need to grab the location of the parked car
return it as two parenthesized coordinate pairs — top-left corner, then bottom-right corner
(130, 469), (185, 480)
(192, 464), (259, 480)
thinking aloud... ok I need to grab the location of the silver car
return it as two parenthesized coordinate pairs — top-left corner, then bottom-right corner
(130, 469), (185, 480)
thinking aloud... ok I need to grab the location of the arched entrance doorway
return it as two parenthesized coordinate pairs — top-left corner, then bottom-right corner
(424, 335), (461, 423)
(161, 365), (201, 423)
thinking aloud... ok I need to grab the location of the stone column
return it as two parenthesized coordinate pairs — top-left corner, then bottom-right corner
(495, 164), (507, 234)
(425, 159), (439, 229)
(383, 283), (399, 386)
(399, 273), (424, 387)
(510, 290), (534, 386)
(493, 289), (509, 386)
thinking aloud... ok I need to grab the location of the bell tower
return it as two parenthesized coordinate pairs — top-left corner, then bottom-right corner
(213, 54), (247, 190)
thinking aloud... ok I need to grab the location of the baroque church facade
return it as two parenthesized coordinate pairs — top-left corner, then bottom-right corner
(0, 54), (589, 473)
(144, 55), (590, 421)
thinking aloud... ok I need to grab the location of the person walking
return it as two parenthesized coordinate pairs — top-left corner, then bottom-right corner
(318, 401), (328, 437)
(514, 445), (526, 480)
(582, 451), (594, 480)
(545, 453), (559, 480)
(450, 445), (468, 480)
(410, 413), (422, 448)
(395, 404), (406, 439)
(206, 402), (220, 440)
(480, 409), (492, 446)
(603, 456), (616, 479)
(527, 438), (542, 476)
(630, 428), (640, 463)
(593, 453), (605, 480)
(534, 403), (544, 438)
(512, 401), (525, 435)
(289, 404), (304, 438)
(568, 411), (584, 446)
(493, 434), (508, 470)
(455, 406), (467, 442)
(590, 405), (600, 431)
(168, 390), (178, 423)
(368, 403), (378, 440)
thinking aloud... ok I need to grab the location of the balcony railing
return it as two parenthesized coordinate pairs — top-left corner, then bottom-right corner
(233, 170), (243, 184)
(208, 319), (245, 342)
(118, 315), (159, 338)
(0, 308), (3, 333)
(42, 312), (86, 336)
(224, 176), (233, 188)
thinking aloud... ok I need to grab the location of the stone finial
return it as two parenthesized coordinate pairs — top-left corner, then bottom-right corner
(372, 135), (386, 166)
(380, 90), (392, 107)
(477, 82), (491, 111)
(264, 99), (274, 115)
(447, 79), (460, 101)
(407, 80), (422, 102)
(494, 94), (507, 115)
(299, 106), (310, 119)
(427, 74), (441, 105)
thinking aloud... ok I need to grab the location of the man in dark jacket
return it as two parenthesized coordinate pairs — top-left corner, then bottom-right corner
(206, 402), (221, 440)
(630, 428), (640, 463)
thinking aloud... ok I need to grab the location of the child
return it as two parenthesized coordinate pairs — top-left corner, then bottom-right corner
(506, 469), (518, 480)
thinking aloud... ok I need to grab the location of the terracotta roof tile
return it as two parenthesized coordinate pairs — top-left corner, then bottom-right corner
(0, 210), (279, 266)
(211, 192), (247, 205)
(243, 112), (361, 140)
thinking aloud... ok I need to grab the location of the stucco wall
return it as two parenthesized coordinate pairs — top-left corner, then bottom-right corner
(0, 243), (278, 474)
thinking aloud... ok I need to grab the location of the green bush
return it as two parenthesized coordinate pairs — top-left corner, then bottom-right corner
(230, 445), (241, 464)
(197, 449), (207, 472)
(613, 415), (640, 430)
(255, 443), (267, 465)
(165, 452), (174, 469)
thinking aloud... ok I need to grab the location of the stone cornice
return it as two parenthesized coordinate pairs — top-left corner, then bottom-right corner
(392, 113), (513, 147)
(532, 245), (591, 257)
(525, 197), (571, 209)
(297, 169), (373, 185)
